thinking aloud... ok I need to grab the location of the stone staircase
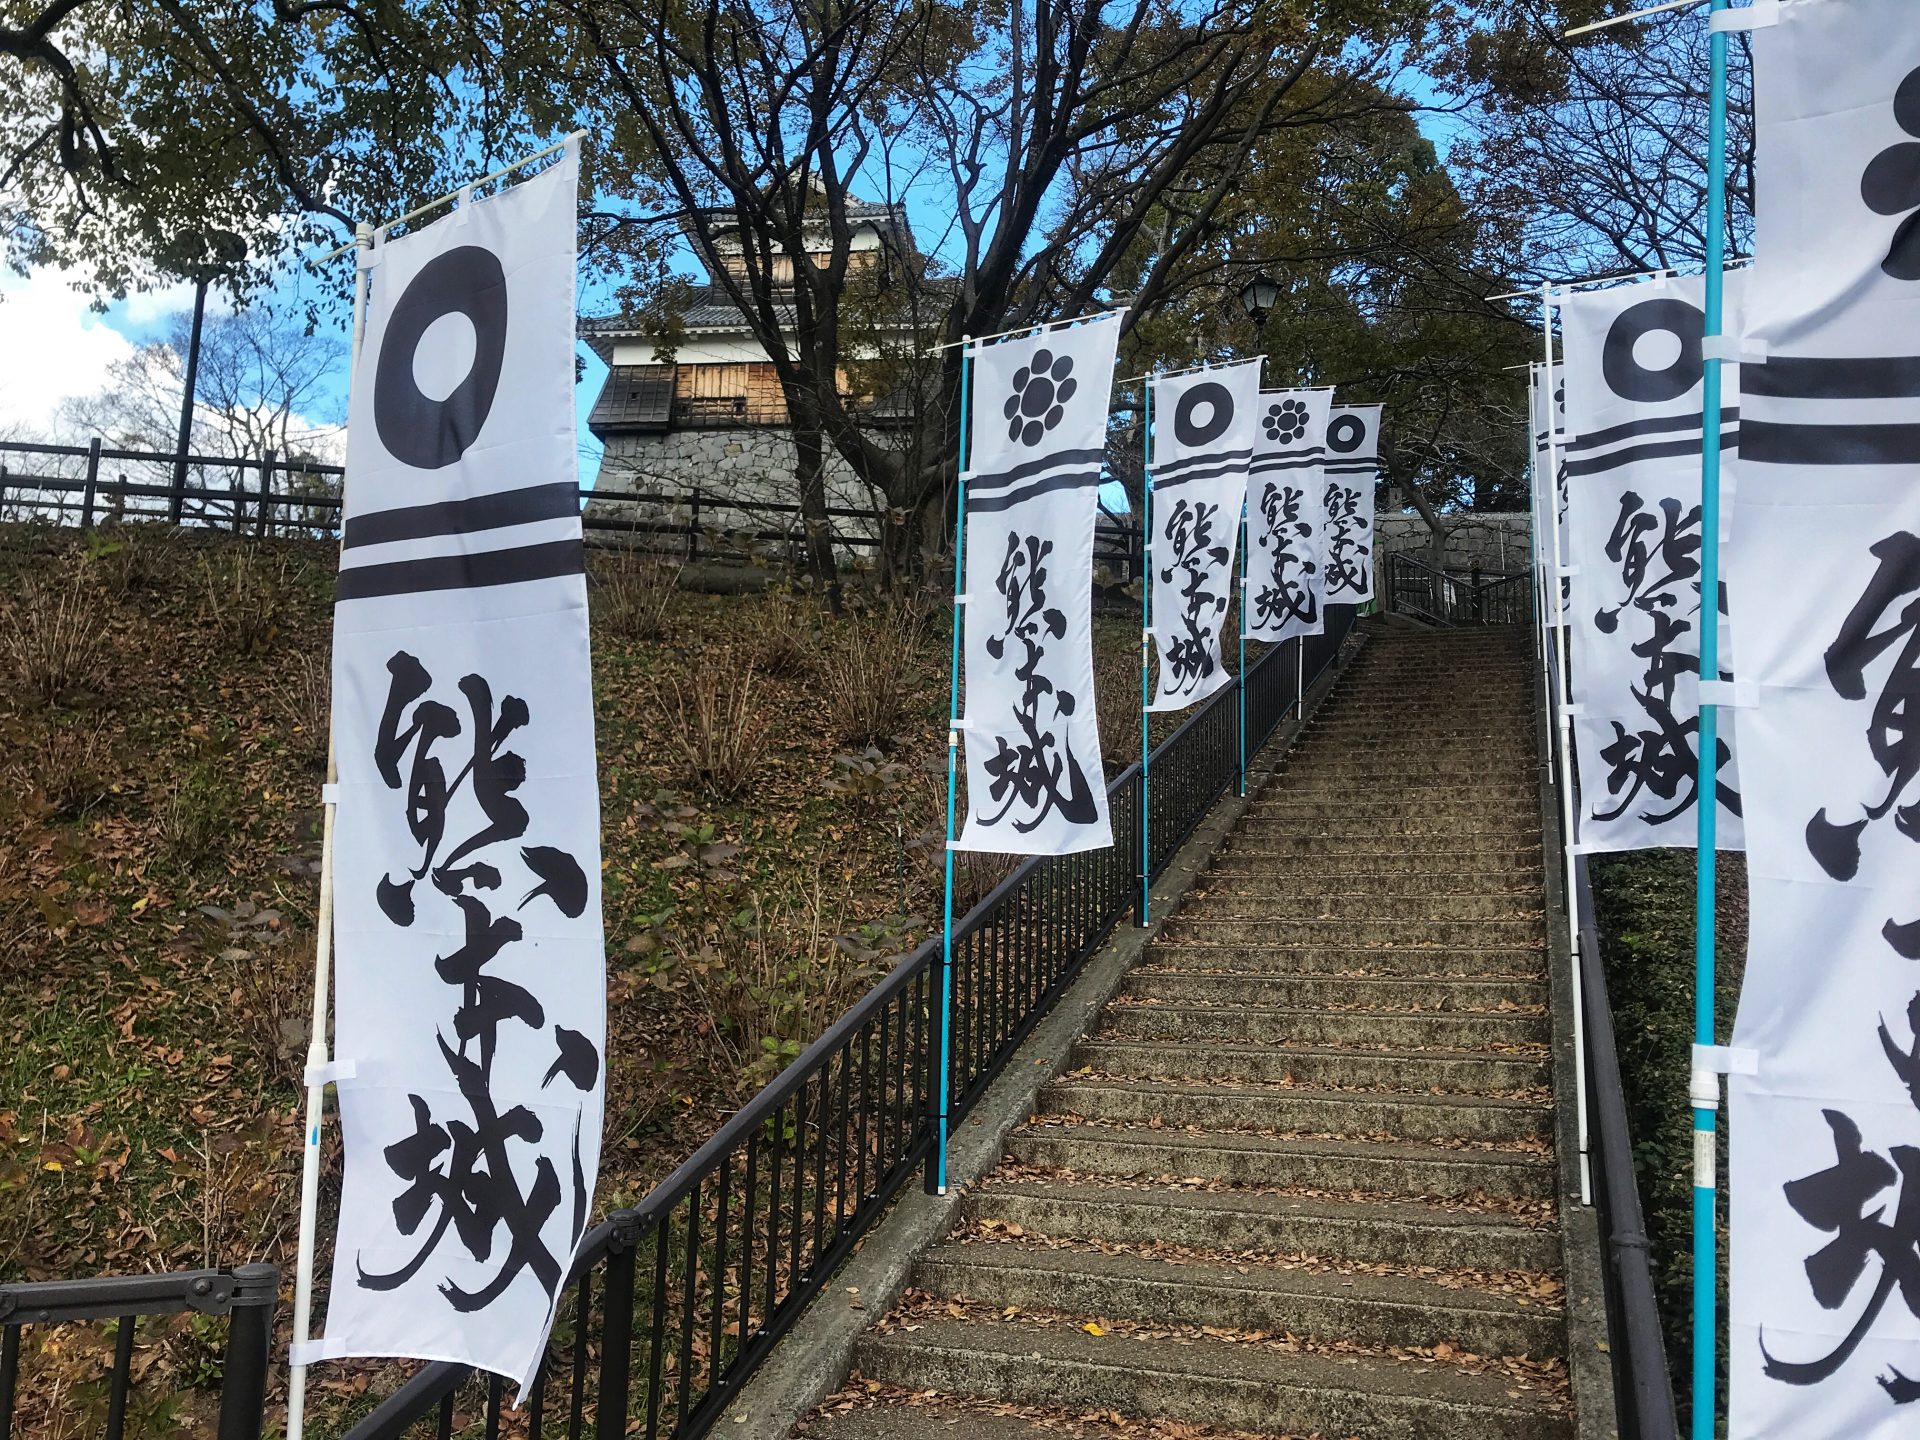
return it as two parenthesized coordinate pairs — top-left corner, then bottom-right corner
(802, 626), (1573, 1440)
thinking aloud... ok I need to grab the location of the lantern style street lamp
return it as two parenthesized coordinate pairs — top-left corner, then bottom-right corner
(1238, 273), (1281, 324)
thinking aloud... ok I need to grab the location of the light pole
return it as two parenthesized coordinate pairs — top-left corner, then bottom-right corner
(161, 229), (247, 524)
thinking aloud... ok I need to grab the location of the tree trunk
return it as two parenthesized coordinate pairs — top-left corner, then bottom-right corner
(791, 414), (844, 614)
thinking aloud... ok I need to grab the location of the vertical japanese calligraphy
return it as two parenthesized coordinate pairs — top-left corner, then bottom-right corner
(1727, 6), (1920, 1434)
(1146, 360), (1261, 711)
(1321, 405), (1382, 604)
(321, 147), (604, 1391)
(954, 314), (1122, 857)
(1559, 272), (1745, 854)
(1245, 388), (1332, 645)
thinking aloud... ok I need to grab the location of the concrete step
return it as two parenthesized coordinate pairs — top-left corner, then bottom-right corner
(1139, 941), (1548, 978)
(854, 1319), (1572, 1440)
(1159, 916), (1544, 948)
(1237, 810), (1540, 836)
(913, 1242), (1565, 1359)
(1006, 1124), (1554, 1200)
(1120, 969), (1548, 1011)
(1038, 1076), (1552, 1144)
(800, 1405), (1109, 1440)
(1181, 892), (1543, 923)
(1206, 857), (1543, 885)
(1218, 836), (1544, 861)
(963, 1178), (1564, 1273)
(1094, 1000), (1548, 1051)
(1072, 1039), (1550, 1094)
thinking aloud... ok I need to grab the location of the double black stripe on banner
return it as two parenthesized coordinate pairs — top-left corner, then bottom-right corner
(1153, 446), (1254, 483)
(1249, 449), (1327, 474)
(1564, 408), (1741, 456)
(966, 447), (1106, 497)
(335, 480), (586, 600)
(1154, 456), (1252, 491)
(1564, 428), (1740, 479)
(342, 480), (582, 551)
(1324, 462), (1379, 476)
(337, 538), (585, 602)
(965, 465), (1103, 514)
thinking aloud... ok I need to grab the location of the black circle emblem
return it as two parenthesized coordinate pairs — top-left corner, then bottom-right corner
(1602, 298), (1704, 405)
(1264, 399), (1309, 444)
(374, 245), (509, 471)
(1861, 66), (1920, 281)
(1173, 381), (1233, 447)
(1327, 413), (1368, 454)
(1003, 347), (1078, 447)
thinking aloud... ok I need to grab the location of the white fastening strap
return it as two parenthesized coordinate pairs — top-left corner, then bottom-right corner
(1560, 703), (1585, 720)
(289, 1338), (351, 1366)
(1699, 679), (1760, 709)
(959, 470), (979, 482)
(1557, 563), (1581, 578)
(1695, 1044), (1760, 1076)
(1711, 0), (1779, 31)
(951, 717), (973, 731)
(1702, 335), (1768, 364)
(952, 594), (970, 606)
(1567, 840), (1606, 856)
(304, 1058), (357, 1088)
(321, 783), (342, 806)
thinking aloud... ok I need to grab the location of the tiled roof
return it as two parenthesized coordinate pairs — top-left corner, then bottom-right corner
(587, 364), (675, 434)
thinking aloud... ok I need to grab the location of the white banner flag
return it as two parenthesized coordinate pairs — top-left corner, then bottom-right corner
(320, 146), (604, 1390)
(1559, 272), (1745, 853)
(1245, 388), (1332, 644)
(1531, 362), (1569, 623)
(1323, 405), (1382, 603)
(1727, 6), (1920, 1434)
(1146, 360), (1261, 710)
(954, 314), (1121, 856)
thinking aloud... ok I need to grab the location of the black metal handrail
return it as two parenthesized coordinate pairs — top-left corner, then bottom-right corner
(0, 1264), (276, 1440)
(1574, 856), (1680, 1440)
(1387, 551), (1530, 627)
(341, 607), (1356, 1440)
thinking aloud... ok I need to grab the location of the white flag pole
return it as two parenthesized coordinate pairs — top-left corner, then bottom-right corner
(1540, 284), (1591, 1207)
(931, 337), (972, 1197)
(286, 218), (371, 1440)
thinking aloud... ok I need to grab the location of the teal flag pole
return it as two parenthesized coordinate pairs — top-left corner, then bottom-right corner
(931, 336), (972, 1196)
(1138, 377), (1155, 926)
(1691, 0), (1732, 1431)
(1237, 502), (1248, 797)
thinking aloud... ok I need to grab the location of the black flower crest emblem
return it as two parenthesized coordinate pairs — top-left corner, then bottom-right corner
(1863, 65), (1920, 282)
(1264, 398), (1309, 444)
(1004, 347), (1078, 447)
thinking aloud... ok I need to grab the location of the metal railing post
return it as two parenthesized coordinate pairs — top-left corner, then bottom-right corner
(258, 450), (275, 539)
(216, 1264), (277, 1440)
(596, 1218), (638, 1437)
(81, 439), (101, 529)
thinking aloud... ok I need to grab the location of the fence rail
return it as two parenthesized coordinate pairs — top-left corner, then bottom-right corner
(0, 1264), (276, 1440)
(338, 607), (1355, 1440)
(1387, 552), (1531, 627)
(0, 441), (1143, 576)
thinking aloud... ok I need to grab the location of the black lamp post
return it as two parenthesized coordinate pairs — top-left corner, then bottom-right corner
(1238, 272), (1281, 326)
(161, 229), (247, 524)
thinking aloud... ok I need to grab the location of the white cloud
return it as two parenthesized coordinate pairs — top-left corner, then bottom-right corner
(0, 268), (143, 436)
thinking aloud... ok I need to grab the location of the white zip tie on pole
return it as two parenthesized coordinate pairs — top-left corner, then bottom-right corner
(1710, 0), (1779, 30)
(1695, 1043), (1760, 1075)
(1701, 335), (1768, 363)
(1699, 679), (1760, 708)
(320, 783), (341, 806)
(1560, 703), (1585, 719)
(302, 1059), (357, 1088)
